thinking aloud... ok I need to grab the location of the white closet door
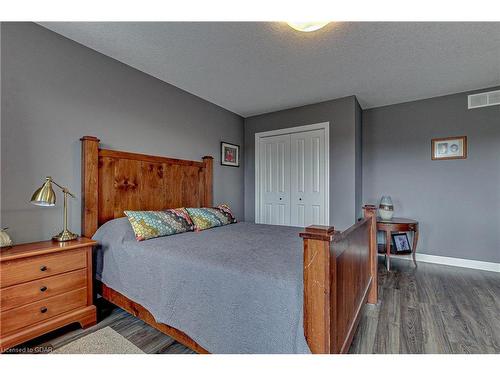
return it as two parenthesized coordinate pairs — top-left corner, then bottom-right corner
(290, 129), (326, 226)
(259, 134), (291, 225)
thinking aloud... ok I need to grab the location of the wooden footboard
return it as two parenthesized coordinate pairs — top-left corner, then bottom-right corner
(300, 205), (378, 353)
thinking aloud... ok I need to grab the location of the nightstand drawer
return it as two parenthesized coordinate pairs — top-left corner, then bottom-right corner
(0, 249), (87, 288)
(1, 269), (87, 312)
(0, 287), (87, 334)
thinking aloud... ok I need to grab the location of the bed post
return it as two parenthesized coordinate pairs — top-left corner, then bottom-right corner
(202, 156), (213, 207)
(363, 205), (378, 304)
(80, 136), (100, 238)
(299, 225), (335, 354)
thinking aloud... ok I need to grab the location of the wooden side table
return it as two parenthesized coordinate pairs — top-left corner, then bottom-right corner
(377, 218), (419, 271)
(0, 237), (97, 352)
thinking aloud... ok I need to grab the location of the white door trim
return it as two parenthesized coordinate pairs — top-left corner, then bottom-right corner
(255, 122), (330, 226)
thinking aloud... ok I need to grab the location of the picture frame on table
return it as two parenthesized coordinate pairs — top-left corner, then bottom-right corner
(391, 233), (412, 254)
(221, 142), (240, 167)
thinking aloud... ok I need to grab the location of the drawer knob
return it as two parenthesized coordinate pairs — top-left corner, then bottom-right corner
(40, 307), (48, 313)
(40, 286), (48, 292)
(40, 265), (47, 272)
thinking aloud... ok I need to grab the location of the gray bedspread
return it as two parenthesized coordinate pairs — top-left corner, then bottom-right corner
(93, 219), (311, 354)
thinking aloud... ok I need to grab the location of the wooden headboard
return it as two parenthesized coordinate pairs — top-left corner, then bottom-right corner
(80, 136), (213, 238)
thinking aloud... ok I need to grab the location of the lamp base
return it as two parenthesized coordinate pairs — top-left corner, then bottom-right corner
(52, 229), (78, 242)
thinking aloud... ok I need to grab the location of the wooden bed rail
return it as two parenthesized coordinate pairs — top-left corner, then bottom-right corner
(299, 205), (378, 353)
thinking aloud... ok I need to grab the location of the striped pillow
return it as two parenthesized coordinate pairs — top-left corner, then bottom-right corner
(216, 204), (237, 224)
(186, 205), (237, 231)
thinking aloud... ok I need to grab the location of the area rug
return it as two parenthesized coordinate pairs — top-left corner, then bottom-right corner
(52, 326), (144, 354)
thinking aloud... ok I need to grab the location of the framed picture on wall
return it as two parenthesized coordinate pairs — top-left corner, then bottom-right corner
(221, 142), (240, 167)
(431, 136), (467, 160)
(391, 233), (412, 254)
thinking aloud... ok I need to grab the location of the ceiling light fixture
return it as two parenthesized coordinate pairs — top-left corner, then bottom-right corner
(287, 22), (329, 32)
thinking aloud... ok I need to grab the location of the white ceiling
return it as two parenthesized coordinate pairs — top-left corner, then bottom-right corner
(40, 22), (500, 117)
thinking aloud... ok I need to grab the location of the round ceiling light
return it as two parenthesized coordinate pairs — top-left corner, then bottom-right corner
(287, 22), (329, 32)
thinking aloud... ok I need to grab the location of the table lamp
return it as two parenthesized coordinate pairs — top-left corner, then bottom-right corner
(30, 177), (78, 241)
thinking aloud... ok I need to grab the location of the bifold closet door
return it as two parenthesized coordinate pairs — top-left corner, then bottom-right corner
(259, 134), (291, 225)
(290, 129), (326, 227)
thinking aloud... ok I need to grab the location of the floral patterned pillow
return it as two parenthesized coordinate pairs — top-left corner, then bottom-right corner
(124, 208), (194, 241)
(186, 205), (237, 231)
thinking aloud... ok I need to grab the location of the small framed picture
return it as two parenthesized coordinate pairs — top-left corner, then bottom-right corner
(221, 142), (240, 167)
(391, 233), (412, 254)
(431, 136), (467, 160)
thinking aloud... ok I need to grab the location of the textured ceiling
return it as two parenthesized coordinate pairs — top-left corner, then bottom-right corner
(40, 22), (500, 117)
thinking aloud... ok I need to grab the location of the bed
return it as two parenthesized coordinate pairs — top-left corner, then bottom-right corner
(81, 135), (378, 354)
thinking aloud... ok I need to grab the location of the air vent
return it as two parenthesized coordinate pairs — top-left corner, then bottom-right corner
(468, 89), (500, 109)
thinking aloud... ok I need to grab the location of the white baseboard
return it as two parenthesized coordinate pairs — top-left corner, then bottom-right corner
(378, 253), (500, 273)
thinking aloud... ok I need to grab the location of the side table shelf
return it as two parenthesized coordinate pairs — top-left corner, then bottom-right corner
(376, 218), (419, 271)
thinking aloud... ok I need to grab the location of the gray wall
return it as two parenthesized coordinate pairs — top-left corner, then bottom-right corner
(244, 96), (361, 230)
(363, 87), (500, 263)
(1, 22), (244, 244)
(355, 98), (363, 219)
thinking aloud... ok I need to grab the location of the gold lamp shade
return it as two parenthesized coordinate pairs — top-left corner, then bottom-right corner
(31, 178), (56, 206)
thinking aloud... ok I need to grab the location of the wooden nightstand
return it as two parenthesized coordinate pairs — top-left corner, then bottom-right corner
(0, 238), (97, 352)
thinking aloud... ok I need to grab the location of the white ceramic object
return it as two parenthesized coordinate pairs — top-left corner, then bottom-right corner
(0, 228), (13, 247)
(379, 196), (394, 221)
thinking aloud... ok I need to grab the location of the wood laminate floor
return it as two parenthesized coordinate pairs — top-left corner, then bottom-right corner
(8, 258), (500, 354)
(349, 258), (500, 354)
